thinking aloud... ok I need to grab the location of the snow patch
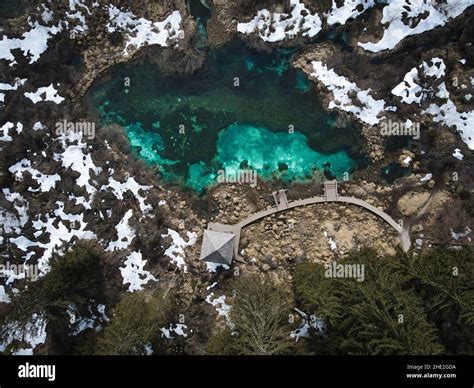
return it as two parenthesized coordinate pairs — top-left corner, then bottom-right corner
(206, 262), (230, 273)
(392, 58), (446, 104)
(0, 79), (27, 104)
(0, 313), (46, 354)
(290, 308), (325, 341)
(311, 61), (386, 125)
(451, 227), (471, 241)
(420, 173), (432, 182)
(1, 122), (23, 142)
(161, 229), (197, 272)
(54, 131), (102, 197)
(9, 159), (60, 192)
(106, 209), (136, 252)
(326, 0), (376, 25)
(0, 286), (11, 303)
(237, 0), (322, 42)
(206, 293), (232, 326)
(25, 84), (64, 104)
(120, 251), (157, 292)
(452, 148), (464, 160)
(161, 323), (189, 339)
(0, 22), (62, 65)
(359, 0), (474, 52)
(106, 5), (184, 55)
(101, 176), (152, 215)
(424, 98), (474, 150)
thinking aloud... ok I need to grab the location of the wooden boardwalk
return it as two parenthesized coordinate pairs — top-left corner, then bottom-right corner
(205, 181), (406, 260)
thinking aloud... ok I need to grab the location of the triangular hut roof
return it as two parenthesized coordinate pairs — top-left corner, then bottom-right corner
(200, 230), (235, 265)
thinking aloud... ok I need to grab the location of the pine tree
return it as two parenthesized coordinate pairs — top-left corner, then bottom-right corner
(95, 291), (173, 355)
(226, 275), (294, 355)
(0, 243), (106, 353)
(395, 247), (474, 354)
(293, 249), (444, 355)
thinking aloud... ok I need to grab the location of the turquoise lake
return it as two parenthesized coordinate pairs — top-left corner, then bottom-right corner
(89, 40), (366, 193)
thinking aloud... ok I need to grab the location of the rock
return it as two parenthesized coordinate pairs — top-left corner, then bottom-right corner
(262, 264), (271, 271)
(363, 182), (377, 193)
(412, 223), (424, 233)
(353, 187), (367, 198)
(397, 191), (431, 216)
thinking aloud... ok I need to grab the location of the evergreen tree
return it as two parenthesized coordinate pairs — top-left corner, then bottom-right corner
(395, 247), (474, 354)
(95, 291), (173, 355)
(226, 275), (294, 355)
(0, 243), (107, 353)
(293, 249), (443, 355)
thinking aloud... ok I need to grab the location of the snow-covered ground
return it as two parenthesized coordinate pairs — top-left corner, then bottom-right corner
(106, 209), (136, 252)
(24, 84), (64, 104)
(0, 79), (26, 104)
(206, 292), (232, 327)
(54, 131), (102, 197)
(1, 125), (162, 297)
(206, 261), (229, 273)
(106, 5), (184, 55)
(0, 22), (62, 66)
(0, 2), (183, 67)
(0, 122), (24, 142)
(101, 176), (152, 215)
(67, 303), (108, 336)
(424, 97), (474, 150)
(451, 227), (472, 241)
(9, 159), (61, 193)
(120, 251), (157, 292)
(392, 58), (446, 104)
(237, 0), (474, 50)
(161, 229), (197, 272)
(310, 61), (387, 126)
(453, 148), (464, 160)
(161, 323), (190, 339)
(323, 231), (338, 252)
(392, 57), (474, 150)
(0, 286), (10, 303)
(359, 0), (474, 52)
(0, 313), (47, 355)
(326, 0), (376, 25)
(420, 173), (433, 182)
(237, 0), (322, 42)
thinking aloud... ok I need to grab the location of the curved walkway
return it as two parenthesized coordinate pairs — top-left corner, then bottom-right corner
(238, 195), (402, 232)
(206, 181), (407, 261)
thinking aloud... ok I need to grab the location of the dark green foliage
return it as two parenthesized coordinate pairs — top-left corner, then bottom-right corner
(396, 247), (474, 354)
(293, 249), (444, 355)
(207, 328), (239, 355)
(0, 243), (106, 353)
(225, 275), (294, 355)
(95, 291), (173, 355)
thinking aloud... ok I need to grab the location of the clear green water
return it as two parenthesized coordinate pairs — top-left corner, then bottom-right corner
(188, 0), (211, 47)
(89, 40), (365, 193)
(188, 0), (212, 23)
